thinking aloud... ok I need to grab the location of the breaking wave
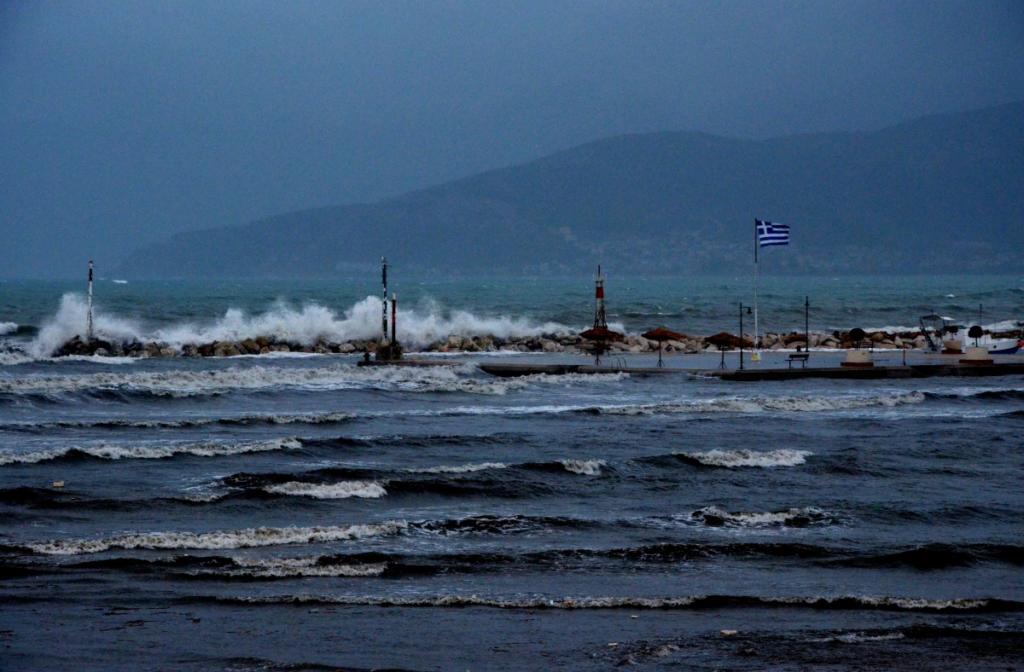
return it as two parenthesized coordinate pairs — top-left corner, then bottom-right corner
(409, 461), (510, 474)
(687, 506), (835, 527)
(0, 364), (530, 398)
(0, 438), (301, 466)
(675, 449), (812, 468)
(597, 392), (926, 416)
(262, 481), (387, 499)
(27, 521), (409, 555)
(27, 293), (576, 357)
(557, 459), (606, 476)
(0, 322), (18, 336)
(224, 557), (388, 579)
(0, 390), (931, 433)
(23, 513), (591, 555)
(0, 411), (359, 432)
(187, 593), (1023, 614)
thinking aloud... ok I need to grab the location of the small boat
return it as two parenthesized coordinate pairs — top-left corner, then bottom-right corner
(988, 338), (1023, 356)
(919, 314), (1022, 355)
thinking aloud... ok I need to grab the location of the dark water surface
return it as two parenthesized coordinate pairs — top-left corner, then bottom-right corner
(1, 347), (1022, 670)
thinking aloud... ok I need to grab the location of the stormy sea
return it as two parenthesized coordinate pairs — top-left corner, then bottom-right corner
(1, 275), (1022, 670)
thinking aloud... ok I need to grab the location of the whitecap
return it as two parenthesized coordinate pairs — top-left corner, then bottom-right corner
(0, 363), (535, 397)
(688, 505), (832, 526)
(212, 594), (1003, 612)
(28, 520), (408, 555)
(410, 462), (510, 474)
(263, 481), (387, 499)
(679, 449), (812, 468)
(559, 459), (606, 475)
(0, 438), (301, 466)
(228, 556), (387, 578)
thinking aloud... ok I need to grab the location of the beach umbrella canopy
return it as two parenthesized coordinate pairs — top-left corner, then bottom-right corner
(643, 326), (686, 367)
(579, 326), (624, 342)
(642, 326), (686, 342)
(705, 332), (751, 349)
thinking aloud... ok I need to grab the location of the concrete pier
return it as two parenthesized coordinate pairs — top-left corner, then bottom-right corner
(478, 361), (1024, 381)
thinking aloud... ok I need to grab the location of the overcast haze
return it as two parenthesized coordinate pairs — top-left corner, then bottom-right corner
(2, 0), (1022, 277)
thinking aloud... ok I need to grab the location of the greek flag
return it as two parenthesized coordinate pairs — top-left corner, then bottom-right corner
(756, 219), (789, 247)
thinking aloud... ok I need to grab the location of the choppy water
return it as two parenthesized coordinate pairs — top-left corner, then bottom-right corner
(1, 277), (1023, 670)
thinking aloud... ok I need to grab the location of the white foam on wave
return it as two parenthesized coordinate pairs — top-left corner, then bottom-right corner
(263, 481), (387, 499)
(680, 449), (812, 468)
(410, 462), (510, 474)
(1, 390), (930, 433)
(689, 505), (830, 526)
(0, 438), (301, 466)
(0, 322), (18, 336)
(863, 319), (1020, 334)
(0, 411), (359, 432)
(27, 293), (576, 357)
(559, 459), (606, 475)
(0, 362), (615, 397)
(224, 594), (701, 609)
(0, 350), (33, 366)
(0, 363), (524, 397)
(603, 391), (926, 416)
(51, 355), (140, 365)
(812, 632), (906, 644)
(227, 557), (387, 578)
(215, 594), (1000, 612)
(982, 319), (1023, 333)
(28, 520), (408, 555)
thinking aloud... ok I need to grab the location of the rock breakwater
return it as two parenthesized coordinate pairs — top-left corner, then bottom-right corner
(50, 327), (1011, 359)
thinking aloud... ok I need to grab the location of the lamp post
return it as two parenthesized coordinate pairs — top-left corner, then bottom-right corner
(739, 302), (744, 370)
(805, 296), (810, 353)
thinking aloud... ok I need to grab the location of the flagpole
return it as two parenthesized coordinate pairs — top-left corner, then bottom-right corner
(753, 220), (759, 360)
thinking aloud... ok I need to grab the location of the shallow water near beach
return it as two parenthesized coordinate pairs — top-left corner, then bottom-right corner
(1, 276), (1023, 670)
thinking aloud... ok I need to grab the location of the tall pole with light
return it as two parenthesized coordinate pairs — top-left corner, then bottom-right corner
(86, 260), (95, 342)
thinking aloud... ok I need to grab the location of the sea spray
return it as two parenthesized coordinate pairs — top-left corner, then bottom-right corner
(31, 294), (143, 358)
(28, 293), (577, 356)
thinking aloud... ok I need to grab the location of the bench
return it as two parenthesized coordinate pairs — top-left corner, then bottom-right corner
(787, 352), (810, 368)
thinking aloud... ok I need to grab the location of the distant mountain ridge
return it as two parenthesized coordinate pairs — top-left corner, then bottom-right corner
(118, 102), (1024, 277)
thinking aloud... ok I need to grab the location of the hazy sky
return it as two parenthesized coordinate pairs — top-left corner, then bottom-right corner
(2, 0), (1022, 277)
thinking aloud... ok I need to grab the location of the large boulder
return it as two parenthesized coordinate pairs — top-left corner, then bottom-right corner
(239, 338), (261, 355)
(213, 342), (241, 357)
(52, 335), (116, 357)
(541, 339), (561, 352)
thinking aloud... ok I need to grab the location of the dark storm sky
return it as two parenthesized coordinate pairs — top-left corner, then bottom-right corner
(1, 0), (1022, 277)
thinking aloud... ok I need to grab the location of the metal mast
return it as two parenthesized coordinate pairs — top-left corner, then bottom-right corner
(593, 265), (606, 328)
(87, 260), (95, 341)
(381, 257), (389, 343)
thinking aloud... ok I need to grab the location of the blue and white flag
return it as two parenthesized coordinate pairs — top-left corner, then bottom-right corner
(756, 219), (789, 247)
